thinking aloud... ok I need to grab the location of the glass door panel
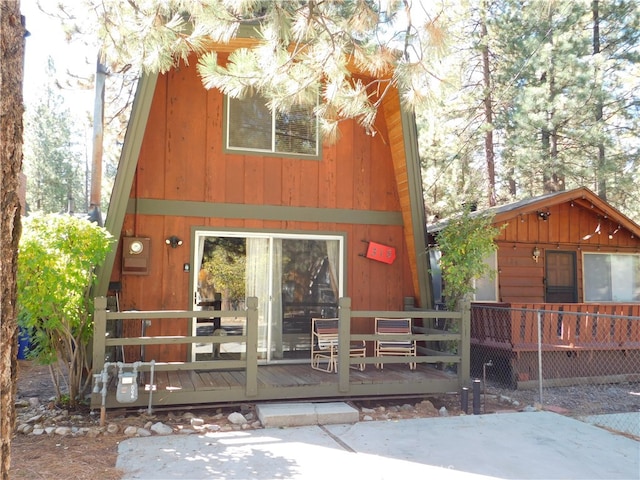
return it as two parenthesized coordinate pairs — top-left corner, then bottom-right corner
(192, 231), (342, 364)
(192, 236), (249, 361)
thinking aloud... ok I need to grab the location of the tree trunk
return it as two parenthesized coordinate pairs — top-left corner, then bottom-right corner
(541, 7), (563, 193)
(592, 0), (606, 200)
(89, 57), (107, 226)
(0, 2), (25, 478)
(481, 0), (496, 206)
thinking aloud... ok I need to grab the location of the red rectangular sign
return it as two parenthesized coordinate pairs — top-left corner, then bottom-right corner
(365, 241), (396, 264)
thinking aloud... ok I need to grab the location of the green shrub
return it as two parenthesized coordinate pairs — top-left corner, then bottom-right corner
(435, 209), (503, 311)
(17, 213), (113, 407)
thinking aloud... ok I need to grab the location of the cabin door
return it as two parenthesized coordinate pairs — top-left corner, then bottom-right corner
(545, 251), (577, 303)
(192, 231), (343, 364)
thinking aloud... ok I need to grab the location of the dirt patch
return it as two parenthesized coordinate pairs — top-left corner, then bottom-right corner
(10, 433), (125, 480)
(10, 361), (123, 480)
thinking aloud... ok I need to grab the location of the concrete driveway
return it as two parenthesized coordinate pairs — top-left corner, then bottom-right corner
(116, 411), (639, 479)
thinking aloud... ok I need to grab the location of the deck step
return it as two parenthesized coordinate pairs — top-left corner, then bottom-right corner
(256, 402), (359, 428)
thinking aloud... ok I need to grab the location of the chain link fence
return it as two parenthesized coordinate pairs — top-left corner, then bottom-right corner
(470, 304), (640, 438)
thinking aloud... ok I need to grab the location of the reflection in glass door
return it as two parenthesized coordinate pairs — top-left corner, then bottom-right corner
(192, 231), (343, 363)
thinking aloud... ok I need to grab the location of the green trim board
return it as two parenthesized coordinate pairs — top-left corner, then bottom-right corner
(400, 108), (432, 309)
(94, 72), (159, 297)
(126, 198), (404, 225)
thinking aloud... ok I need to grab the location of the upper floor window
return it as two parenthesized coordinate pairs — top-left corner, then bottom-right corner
(226, 94), (319, 157)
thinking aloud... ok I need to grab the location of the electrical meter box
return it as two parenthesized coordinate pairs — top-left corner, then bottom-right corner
(122, 237), (151, 275)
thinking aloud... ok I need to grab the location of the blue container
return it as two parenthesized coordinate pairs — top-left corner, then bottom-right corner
(17, 327), (31, 360)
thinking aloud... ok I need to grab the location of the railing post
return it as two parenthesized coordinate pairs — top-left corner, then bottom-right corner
(537, 310), (543, 404)
(245, 296), (258, 397)
(92, 297), (108, 376)
(459, 300), (471, 386)
(338, 297), (351, 392)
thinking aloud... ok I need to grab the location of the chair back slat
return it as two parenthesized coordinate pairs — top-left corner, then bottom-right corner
(313, 318), (339, 349)
(376, 318), (411, 334)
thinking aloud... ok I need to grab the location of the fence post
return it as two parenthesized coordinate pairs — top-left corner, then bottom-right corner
(459, 300), (471, 386)
(338, 297), (351, 393)
(245, 296), (258, 397)
(93, 296), (107, 376)
(537, 310), (543, 405)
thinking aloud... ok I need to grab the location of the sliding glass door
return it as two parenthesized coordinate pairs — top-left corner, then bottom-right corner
(192, 231), (343, 363)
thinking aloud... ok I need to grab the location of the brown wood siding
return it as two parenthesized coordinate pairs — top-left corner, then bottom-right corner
(494, 201), (640, 304)
(114, 62), (420, 360)
(497, 202), (639, 249)
(381, 90), (420, 301)
(136, 62), (403, 213)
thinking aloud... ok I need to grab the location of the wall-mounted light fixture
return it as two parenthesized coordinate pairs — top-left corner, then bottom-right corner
(532, 246), (540, 263)
(165, 235), (183, 248)
(537, 210), (551, 221)
(608, 225), (621, 240)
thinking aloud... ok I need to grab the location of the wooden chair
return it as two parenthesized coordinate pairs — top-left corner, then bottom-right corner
(375, 317), (416, 370)
(311, 318), (367, 373)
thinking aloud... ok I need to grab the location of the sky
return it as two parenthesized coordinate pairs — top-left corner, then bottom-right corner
(21, 0), (95, 121)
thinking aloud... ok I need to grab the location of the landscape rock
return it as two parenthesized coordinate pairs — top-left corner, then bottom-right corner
(190, 417), (205, 427)
(54, 426), (71, 436)
(150, 422), (173, 435)
(228, 412), (247, 425)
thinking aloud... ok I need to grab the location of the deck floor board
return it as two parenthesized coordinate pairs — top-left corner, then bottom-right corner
(145, 363), (451, 391)
(101, 362), (458, 409)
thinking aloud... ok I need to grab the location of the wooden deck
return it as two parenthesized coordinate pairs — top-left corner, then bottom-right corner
(91, 297), (470, 409)
(98, 363), (458, 409)
(470, 303), (640, 388)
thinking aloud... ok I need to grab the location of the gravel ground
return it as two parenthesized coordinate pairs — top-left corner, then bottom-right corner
(487, 381), (640, 416)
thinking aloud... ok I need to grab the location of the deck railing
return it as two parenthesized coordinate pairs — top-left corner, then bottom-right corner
(91, 296), (470, 408)
(471, 303), (640, 352)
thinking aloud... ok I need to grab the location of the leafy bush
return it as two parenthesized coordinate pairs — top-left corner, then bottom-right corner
(435, 209), (503, 311)
(17, 213), (113, 407)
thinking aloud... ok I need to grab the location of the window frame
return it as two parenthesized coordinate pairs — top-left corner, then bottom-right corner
(223, 94), (321, 159)
(583, 252), (640, 303)
(473, 250), (499, 302)
(429, 249), (499, 305)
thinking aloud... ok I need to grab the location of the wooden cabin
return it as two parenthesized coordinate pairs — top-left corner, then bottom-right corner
(429, 187), (640, 387)
(90, 39), (470, 409)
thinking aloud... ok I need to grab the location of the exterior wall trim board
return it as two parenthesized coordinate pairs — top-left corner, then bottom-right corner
(127, 198), (404, 225)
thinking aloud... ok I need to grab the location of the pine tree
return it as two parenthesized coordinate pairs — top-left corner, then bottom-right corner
(23, 58), (86, 214)
(418, 0), (639, 219)
(57, 0), (447, 140)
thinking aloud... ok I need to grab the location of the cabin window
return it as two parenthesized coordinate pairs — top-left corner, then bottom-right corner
(429, 250), (498, 306)
(583, 253), (640, 302)
(473, 251), (498, 302)
(225, 94), (319, 157)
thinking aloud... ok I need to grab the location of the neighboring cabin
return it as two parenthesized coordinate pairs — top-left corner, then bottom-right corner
(429, 187), (640, 387)
(429, 187), (640, 306)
